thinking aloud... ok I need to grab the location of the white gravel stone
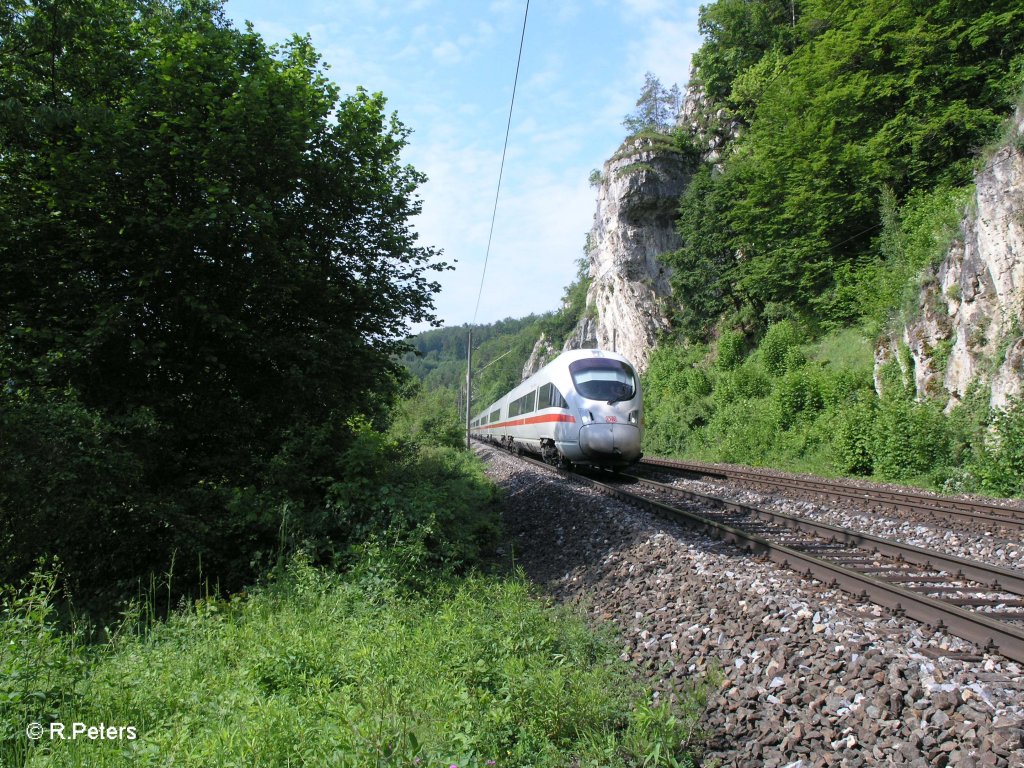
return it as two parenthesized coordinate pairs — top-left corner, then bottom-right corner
(476, 444), (1024, 767)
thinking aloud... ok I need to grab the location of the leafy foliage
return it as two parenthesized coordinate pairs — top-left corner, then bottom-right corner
(691, 0), (801, 105)
(623, 72), (682, 135)
(1, 558), (710, 767)
(968, 399), (1024, 496)
(0, 0), (446, 602)
(667, 0), (1023, 337)
(760, 320), (804, 376)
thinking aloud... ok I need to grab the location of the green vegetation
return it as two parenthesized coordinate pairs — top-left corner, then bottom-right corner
(2, 381), (713, 766)
(665, 0), (1023, 338)
(0, 0), (449, 604)
(622, 72), (682, 136)
(640, 0), (1024, 497)
(2, 556), (711, 768)
(1, 5), (721, 768)
(403, 256), (592, 413)
(644, 324), (1024, 495)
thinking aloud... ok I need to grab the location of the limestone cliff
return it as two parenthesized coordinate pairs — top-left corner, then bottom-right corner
(521, 332), (557, 380)
(676, 76), (742, 167)
(879, 107), (1024, 409)
(558, 135), (691, 374)
(521, 75), (725, 380)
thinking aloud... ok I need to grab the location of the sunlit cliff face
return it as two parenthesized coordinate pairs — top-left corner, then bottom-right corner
(564, 137), (691, 375)
(884, 106), (1024, 411)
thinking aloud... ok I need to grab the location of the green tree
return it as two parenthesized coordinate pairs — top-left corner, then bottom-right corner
(0, 0), (445, 596)
(623, 72), (682, 135)
(679, 0), (1023, 328)
(691, 0), (800, 105)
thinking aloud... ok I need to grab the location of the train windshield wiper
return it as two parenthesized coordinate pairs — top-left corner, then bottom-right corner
(607, 389), (632, 405)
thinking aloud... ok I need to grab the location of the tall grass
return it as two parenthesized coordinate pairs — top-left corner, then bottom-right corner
(3, 557), (711, 768)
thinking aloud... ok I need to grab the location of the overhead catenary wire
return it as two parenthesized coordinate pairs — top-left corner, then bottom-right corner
(466, 0), (530, 450)
(471, 0), (530, 326)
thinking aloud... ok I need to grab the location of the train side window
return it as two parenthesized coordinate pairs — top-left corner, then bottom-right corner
(539, 382), (567, 409)
(538, 383), (550, 407)
(525, 390), (536, 413)
(490, 409), (500, 423)
(551, 387), (567, 409)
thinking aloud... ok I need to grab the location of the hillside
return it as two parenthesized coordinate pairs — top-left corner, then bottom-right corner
(403, 258), (590, 410)
(641, 0), (1024, 495)
(414, 0), (1024, 496)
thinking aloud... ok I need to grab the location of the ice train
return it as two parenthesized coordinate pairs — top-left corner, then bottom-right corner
(470, 349), (642, 469)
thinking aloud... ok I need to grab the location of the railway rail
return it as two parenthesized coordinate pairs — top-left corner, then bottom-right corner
(483, 442), (1024, 664)
(641, 456), (1024, 531)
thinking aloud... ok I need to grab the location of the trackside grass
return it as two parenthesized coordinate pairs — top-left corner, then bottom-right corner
(2, 557), (709, 768)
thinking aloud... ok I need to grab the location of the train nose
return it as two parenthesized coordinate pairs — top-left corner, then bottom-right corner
(578, 423), (642, 465)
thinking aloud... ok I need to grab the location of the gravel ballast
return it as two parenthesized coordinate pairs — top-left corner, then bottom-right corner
(478, 445), (1024, 767)
(648, 473), (1023, 573)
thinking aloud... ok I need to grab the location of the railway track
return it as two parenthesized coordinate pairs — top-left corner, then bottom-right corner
(494, 446), (1024, 664)
(641, 456), (1024, 532)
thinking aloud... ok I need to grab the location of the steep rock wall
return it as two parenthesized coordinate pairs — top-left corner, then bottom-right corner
(560, 136), (691, 374)
(881, 107), (1024, 409)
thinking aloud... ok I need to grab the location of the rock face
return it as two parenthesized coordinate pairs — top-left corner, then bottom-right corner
(676, 75), (742, 167)
(521, 332), (557, 380)
(882, 107), (1024, 410)
(561, 136), (691, 374)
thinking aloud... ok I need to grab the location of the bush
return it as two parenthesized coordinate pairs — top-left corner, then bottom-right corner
(0, 388), (162, 603)
(969, 399), (1024, 496)
(703, 399), (780, 465)
(871, 398), (952, 481)
(714, 330), (745, 370)
(318, 418), (501, 574)
(831, 396), (878, 475)
(761, 320), (803, 376)
(772, 366), (825, 430)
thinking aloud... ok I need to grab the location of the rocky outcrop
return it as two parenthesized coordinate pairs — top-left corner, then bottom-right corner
(562, 135), (691, 373)
(884, 107), (1024, 410)
(676, 75), (742, 166)
(521, 332), (557, 380)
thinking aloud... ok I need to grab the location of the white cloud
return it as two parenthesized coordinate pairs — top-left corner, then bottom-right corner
(432, 40), (463, 64)
(408, 136), (594, 327)
(627, 16), (701, 83)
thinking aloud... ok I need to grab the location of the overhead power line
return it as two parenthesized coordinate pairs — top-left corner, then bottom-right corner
(471, 0), (530, 326)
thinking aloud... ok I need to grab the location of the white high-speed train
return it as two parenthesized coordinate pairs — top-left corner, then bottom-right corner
(470, 349), (642, 469)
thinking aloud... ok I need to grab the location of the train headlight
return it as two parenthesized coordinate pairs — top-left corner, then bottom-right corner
(581, 411), (594, 424)
(628, 410), (639, 424)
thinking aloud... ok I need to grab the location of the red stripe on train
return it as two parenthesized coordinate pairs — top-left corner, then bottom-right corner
(475, 413), (576, 430)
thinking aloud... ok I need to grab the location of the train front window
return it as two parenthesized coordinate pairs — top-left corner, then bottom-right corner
(569, 359), (636, 403)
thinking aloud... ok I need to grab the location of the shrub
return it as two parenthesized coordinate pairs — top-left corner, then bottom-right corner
(0, 387), (159, 602)
(871, 398), (952, 481)
(704, 399), (780, 464)
(732, 361), (773, 400)
(772, 366), (825, 429)
(831, 396), (878, 475)
(969, 399), (1024, 496)
(761, 320), (803, 376)
(715, 330), (745, 370)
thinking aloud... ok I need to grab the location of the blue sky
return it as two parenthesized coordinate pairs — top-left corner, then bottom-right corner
(222, 0), (705, 330)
